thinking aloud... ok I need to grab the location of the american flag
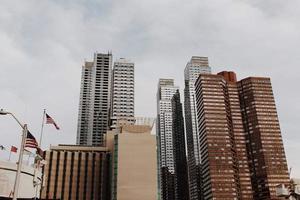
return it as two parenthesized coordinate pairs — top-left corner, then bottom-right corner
(46, 113), (60, 130)
(25, 131), (39, 149)
(11, 146), (17, 153)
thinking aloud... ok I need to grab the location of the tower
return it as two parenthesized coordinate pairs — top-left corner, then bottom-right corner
(110, 58), (135, 129)
(172, 90), (190, 200)
(184, 56), (211, 199)
(77, 52), (112, 146)
(237, 76), (290, 199)
(194, 72), (253, 199)
(157, 79), (179, 200)
(194, 71), (289, 199)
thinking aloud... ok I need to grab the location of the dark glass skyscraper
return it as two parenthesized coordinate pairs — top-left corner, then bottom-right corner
(172, 90), (190, 200)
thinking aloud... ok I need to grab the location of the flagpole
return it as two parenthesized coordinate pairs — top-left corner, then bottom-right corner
(39, 109), (46, 148)
(8, 150), (12, 161)
(36, 109), (46, 200)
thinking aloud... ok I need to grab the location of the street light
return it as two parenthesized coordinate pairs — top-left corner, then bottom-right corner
(0, 109), (28, 200)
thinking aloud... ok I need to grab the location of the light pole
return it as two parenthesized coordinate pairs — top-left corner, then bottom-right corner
(0, 109), (28, 200)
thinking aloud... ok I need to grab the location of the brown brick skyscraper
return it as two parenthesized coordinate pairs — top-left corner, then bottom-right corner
(238, 77), (290, 199)
(195, 71), (289, 199)
(195, 72), (253, 199)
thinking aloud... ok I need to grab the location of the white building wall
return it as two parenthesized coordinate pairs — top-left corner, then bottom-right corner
(184, 57), (211, 165)
(184, 57), (211, 200)
(77, 53), (112, 146)
(157, 80), (179, 173)
(111, 58), (135, 128)
(0, 161), (42, 198)
(76, 62), (93, 145)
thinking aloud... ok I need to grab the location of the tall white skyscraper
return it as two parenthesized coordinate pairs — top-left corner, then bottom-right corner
(184, 56), (211, 200)
(157, 79), (179, 200)
(110, 58), (135, 129)
(77, 52), (112, 146)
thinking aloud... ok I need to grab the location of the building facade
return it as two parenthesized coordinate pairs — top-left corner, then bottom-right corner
(0, 161), (42, 199)
(77, 52), (112, 146)
(194, 71), (289, 199)
(237, 76), (290, 199)
(184, 56), (211, 200)
(156, 79), (179, 200)
(106, 122), (157, 200)
(195, 72), (253, 199)
(41, 145), (110, 200)
(171, 90), (189, 200)
(110, 58), (135, 129)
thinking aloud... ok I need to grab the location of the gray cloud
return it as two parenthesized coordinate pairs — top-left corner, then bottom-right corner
(0, 0), (299, 177)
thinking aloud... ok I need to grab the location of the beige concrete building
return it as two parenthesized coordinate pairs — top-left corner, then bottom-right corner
(107, 122), (157, 200)
(41, 145), (110, 200)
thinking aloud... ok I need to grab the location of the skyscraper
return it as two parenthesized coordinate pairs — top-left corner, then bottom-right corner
(77, 52), (112, 146)
(184, 56), (211, 200)
(195, 72), (253, 199)
(194, 71), (289, 199)
(157, 79), (179, 200)
(110, 58), (135, 129)
(171, 90), (189, 200)
(237, 76), (290, 199)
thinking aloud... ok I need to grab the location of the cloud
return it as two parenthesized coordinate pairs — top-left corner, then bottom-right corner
(0, 0), (299, 177)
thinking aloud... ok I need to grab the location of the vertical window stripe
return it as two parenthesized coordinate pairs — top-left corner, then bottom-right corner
(69, 152), (75, 200)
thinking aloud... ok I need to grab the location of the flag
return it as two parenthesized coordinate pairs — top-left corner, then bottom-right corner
(25, 131), (39, 149)
(46, 113), (60, 130)
(23, 149), (34, 156)
(11, 146), (18, 153)
(0, 145), (5, 150)
(36, 147), (44, 157)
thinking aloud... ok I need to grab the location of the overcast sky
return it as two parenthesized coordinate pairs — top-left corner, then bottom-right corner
(0, 0), (299, 177)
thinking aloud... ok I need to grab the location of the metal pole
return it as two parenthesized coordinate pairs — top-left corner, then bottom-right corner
(34, 164), (39, 200)
(12, 124), (28, 200)
(36, 109), (46, 200)
(8, 150), (12, 161)
(35, 184), (38, 200)
(39, 109), (46, 148)
(9, 113), (24, 129)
